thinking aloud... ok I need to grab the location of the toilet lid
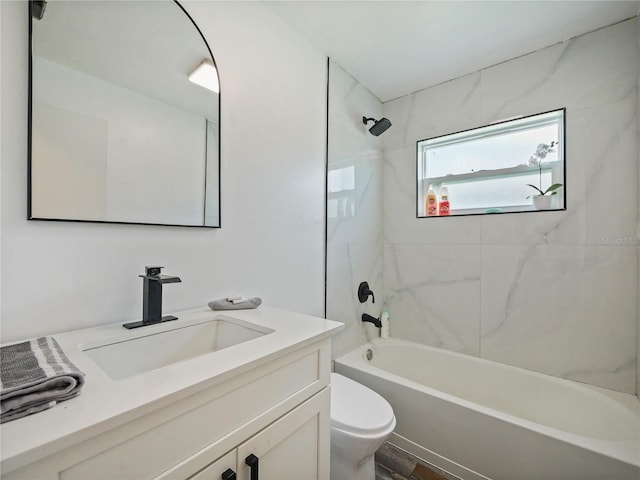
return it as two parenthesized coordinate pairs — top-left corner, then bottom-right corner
(330, 373), (395, 435)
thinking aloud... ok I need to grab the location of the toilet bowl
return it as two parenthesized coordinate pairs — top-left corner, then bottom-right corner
(330, 372), (396, 480)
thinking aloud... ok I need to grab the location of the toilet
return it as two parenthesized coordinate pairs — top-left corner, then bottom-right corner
(330, 373), (396, 480)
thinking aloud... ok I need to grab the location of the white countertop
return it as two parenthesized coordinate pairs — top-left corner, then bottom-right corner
(0, 306), (343, 473)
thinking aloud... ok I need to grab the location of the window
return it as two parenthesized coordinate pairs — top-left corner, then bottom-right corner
(417, 109), (565, 217)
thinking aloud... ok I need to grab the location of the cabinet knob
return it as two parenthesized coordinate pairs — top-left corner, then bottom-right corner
(221, 468), (236, 480)
(245, 454), (259, 480)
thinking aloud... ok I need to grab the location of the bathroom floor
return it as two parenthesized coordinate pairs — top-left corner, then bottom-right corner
(374, 443), (457, 480)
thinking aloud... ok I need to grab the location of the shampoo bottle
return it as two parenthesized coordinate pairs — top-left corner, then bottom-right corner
(380, 305), (390, 340)
(439, 186), (450, 216)
(425, 186), (438, 216)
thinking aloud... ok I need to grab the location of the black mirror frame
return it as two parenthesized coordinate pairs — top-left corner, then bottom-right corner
(27, 0), (222, 228)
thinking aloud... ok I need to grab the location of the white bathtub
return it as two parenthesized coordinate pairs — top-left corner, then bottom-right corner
(334, 338), (640, 480)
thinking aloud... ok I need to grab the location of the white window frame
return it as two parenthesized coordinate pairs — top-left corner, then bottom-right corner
(417, 108), (566, 217)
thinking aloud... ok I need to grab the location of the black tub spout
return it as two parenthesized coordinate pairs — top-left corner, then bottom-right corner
(362, 313), (382, 328)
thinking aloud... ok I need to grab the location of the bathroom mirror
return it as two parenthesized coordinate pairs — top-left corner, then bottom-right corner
(28, 0), (221, 227)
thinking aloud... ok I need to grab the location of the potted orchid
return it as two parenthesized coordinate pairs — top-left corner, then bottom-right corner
(526, 141), (562, 210)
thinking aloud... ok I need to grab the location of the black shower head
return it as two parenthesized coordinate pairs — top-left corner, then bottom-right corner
(31, 0), (47, 20)
(363, 116), (392, 136)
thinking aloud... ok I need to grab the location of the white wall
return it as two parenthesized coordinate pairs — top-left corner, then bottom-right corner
(0, 1), (327, 342)
(0, 0), (3, 331)
(326, 61), (384, 359)
(383, 18), (639, 394)
(637, 14), (640, 399)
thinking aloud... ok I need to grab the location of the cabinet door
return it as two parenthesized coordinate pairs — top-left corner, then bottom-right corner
(236, 389), (330, 480)
(188, 450), (237, 480)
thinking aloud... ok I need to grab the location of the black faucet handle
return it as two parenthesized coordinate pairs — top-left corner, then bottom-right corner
(145, 265), (164, 276)
(358, 281), (375, 304)
(140, 266), (181, 284)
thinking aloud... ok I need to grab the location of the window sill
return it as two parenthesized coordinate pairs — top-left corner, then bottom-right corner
(417, 205), (566, 218)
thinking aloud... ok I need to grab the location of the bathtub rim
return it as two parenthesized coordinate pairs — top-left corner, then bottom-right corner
(334, 337), (640, 469)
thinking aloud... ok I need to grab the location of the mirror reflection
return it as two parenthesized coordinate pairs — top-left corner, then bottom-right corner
(29, 0), (220, 227)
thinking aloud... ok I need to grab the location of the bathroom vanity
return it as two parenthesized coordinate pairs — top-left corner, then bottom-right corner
(0, 306), (342, 479)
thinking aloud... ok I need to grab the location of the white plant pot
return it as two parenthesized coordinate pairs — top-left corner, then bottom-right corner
(532, 195), (552, 210)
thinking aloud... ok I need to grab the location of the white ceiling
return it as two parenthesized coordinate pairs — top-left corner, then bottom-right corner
(266, 1), (640, 103)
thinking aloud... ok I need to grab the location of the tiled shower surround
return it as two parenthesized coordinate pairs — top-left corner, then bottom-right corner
(329, 18), (640, 395)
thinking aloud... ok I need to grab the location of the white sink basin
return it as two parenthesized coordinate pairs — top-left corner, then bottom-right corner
(82, 316), (274, 380)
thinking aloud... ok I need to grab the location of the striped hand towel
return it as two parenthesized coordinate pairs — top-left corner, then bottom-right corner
(1, 336), (85, 423)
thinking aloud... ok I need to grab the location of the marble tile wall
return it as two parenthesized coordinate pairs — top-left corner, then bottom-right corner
(382, 18), (639, 394)
(327, 61), (385, 359)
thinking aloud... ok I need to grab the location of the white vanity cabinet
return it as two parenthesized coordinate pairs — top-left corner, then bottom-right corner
(184, 389), (329, 480)
(2, 335), (334, 480)
(235, 389), (329, 480)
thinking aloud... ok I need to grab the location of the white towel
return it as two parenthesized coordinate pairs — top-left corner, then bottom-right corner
(208, 297), (262, 311)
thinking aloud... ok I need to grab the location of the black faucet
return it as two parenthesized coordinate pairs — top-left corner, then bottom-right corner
(123, 266), (182, 329)
(362, 313), (382, 328)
